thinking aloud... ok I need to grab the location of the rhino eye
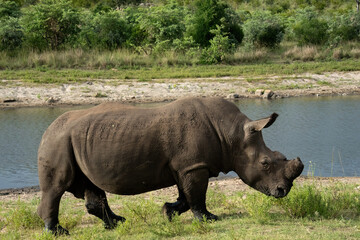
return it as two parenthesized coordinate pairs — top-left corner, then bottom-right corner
(260, 158), (270, 170)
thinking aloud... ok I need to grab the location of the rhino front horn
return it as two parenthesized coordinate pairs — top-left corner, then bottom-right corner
(285, 157), (304, 180)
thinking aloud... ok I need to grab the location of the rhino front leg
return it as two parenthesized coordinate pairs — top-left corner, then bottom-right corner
(162, 186), (190, 220)
(180, 168), (218, 221)
(85, 187), (125, 229)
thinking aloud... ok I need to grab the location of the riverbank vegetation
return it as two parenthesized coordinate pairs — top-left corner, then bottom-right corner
(1, 59), (360, 87)
(0, 180), (359, 239)
(0, 0), (360, 69)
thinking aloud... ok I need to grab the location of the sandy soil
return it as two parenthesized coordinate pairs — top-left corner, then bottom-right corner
(1, 71), (360, 107)
(1, 177), (359, 202)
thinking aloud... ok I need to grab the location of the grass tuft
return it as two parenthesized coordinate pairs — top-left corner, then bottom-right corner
(276, 183), (360, 219)
(276, 184), (329, 219)
(5, 200), (43, 230)
(190, 217), (214, 234)
(240, 191), (274, 222)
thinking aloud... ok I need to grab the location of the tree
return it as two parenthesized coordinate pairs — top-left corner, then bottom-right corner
(186, 0), (243, 47)
(22, 0), (81, 50)
(135, 1), (187, 53)
(0, 17), (23, 50)
(289, 8), (328, 46)
(243, 11), (285, 48)
(78, 10), (130, 50)
(0, 0), (21, 18)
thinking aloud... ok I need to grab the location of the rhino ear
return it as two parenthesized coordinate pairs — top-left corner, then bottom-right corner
(245, 113), (279, 132)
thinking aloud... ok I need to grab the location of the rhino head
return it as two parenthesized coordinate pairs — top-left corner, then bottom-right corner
(233, 113), (304, 198)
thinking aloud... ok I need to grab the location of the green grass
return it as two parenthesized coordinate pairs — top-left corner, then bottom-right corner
(1, 181), (359, 239)
(1, 59), (360, 87)
(1, 42), (360, 87)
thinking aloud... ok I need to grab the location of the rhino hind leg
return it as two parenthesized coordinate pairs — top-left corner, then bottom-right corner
(85, 185), (125, 229)
(162, 187), (190, 221)
(180, 168), (218, 221)
(37, 190), (69, 235)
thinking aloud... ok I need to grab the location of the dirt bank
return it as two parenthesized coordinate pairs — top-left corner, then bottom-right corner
(1, 71), (360, 108)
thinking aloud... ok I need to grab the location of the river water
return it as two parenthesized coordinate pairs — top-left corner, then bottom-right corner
(0, 96), (359, 189)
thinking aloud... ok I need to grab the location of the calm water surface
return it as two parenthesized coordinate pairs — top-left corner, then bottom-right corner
(1, 96), (359, 189)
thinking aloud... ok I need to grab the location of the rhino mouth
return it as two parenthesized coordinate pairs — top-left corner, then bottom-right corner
(272, 187), (288, 198)
(257, 185), (290, 198)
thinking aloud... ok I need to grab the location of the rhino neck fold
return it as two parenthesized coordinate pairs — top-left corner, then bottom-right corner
(213, 113), (245, 174)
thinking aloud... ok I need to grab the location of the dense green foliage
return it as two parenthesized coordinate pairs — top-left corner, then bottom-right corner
(242, 11), (284, 48)
(78, 9), (129, 50)
(0, 0), (360, 64)
(21, 0), (81, 50)
(288, 8), (328, 46)
(186, 0), (243, 48)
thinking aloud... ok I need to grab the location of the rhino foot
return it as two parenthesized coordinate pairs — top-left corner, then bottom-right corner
(193, 210), (218, 222)
(104, 214), (126, 230)
(45, 223), (69, 236)
(162, 200), (190, 221)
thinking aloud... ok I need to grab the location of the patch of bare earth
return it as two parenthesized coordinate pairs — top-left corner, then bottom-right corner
(1, 71), (360, 107)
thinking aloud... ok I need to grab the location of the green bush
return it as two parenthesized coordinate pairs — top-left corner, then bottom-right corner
(289, 8), (328, 45)
(0, 0), (21, 18)
(0, 17), (23, 50)
(21, 0), (81, 50)
(242, 11), (285, 48)
(276, 184), (329, 218)
(135, 1), (187, 53)
(186, 0), (243, 48)
(328, 11), (360, 46)
(72, 0), (143, 8)
(276, 183), (360, 219)
(200, 22), (235, 64)
(79, 9), (130, 50)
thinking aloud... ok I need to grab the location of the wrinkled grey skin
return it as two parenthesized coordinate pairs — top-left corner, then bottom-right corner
(37, 97), (303, 235)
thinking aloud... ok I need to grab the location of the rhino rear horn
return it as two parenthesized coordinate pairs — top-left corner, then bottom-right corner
(245, 113), (278, 132)
(285, 157), (304, 180)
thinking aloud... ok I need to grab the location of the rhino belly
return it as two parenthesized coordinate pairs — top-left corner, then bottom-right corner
(85, 161), (176, 195)
(73, 137), (176, 195)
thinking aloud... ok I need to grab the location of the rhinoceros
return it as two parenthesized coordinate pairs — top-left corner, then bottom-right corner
(37, 97), (303, 235)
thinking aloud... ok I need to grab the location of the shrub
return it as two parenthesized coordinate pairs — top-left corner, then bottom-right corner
(289, 8), (328, 46)
(276, 184), (329, 218)
(200, 22), (235, 64)
(186, 0), (243, 48)
(135, 1), (187, 53)
(0, 0), (21, 18)
(328, 11), (360, 46)
(0, 17), (23, 50)
(242, 11), (285, 48)
(21, 0), (81, 50)
(79, 10), (130, 50)
(276, 183), (360, 219)
(122, 6), (148, 53)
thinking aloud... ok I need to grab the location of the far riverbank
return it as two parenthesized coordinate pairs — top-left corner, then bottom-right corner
(1, 71), (360, 108)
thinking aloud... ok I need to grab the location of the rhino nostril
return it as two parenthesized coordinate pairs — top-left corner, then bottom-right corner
(276, 187), (286, 197)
